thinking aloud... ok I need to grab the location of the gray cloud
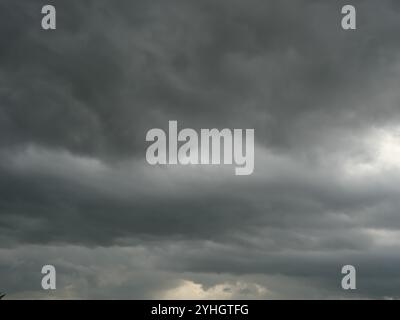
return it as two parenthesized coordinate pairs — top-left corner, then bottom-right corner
(1, 0), (400, 299)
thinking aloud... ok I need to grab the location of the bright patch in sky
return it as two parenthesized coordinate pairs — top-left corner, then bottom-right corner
(345, 126), (400, 176)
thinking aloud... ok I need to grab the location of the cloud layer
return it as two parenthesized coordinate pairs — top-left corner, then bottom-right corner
(1, 0), (400, 299)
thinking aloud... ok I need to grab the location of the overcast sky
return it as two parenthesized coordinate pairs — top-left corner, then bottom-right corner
(1, 0), (400, 299)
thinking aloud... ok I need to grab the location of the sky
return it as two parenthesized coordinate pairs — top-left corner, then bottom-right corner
(1, 0), (400, 299)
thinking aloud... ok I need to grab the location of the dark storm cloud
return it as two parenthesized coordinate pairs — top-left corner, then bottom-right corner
(2, 0), (400, 156)
(1, 0), (400, 299)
